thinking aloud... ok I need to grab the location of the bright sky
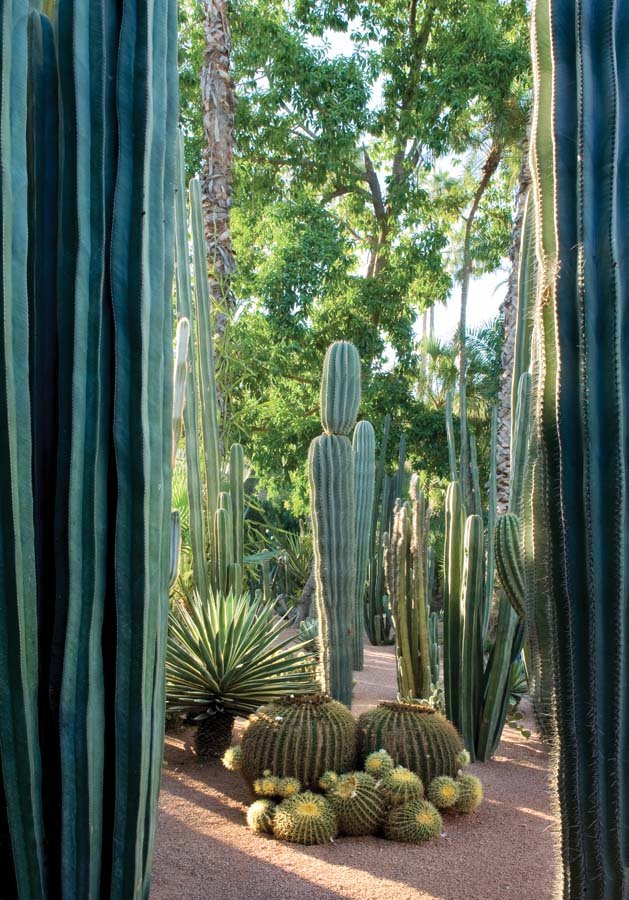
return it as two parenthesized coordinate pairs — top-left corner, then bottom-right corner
(433, 268), (507, 340)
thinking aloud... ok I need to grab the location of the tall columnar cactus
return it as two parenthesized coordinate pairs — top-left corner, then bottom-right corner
(364, 415), (405, 646)
(0, 2), (177, 897)
(309, 341), (360, 706)
(174, 134), (245, 599)
(352, 420), (376, 670)
(442, 374), (531, 760)
(383, 476), (432, 700)
(522, 3), (629, 893)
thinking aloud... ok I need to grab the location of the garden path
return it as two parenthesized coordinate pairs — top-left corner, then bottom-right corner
(153, 641), (557, 900)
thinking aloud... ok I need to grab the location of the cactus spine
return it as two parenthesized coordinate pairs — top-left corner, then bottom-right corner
(352, 420), (376, 670)
(309, 341), (360, 705)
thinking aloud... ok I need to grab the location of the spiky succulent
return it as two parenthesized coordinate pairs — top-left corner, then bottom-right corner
(276, 777), (302, 799)
(455, 749), (471, 769)
(318, 770), (339, 791)
(454, 774), (483, 814)
(385, 800), (442, 843)
(427, 776), (459, 810)
(326, 772), (384, 836)
(273, 792), (338, 845)
(222, 745), (243, 772)
(364, 749), (395, 780)
(253, 771), (281, 798)
(379, 767), (424, 806)
(167, 589), (316, 724)
(246, 800), (276, 835)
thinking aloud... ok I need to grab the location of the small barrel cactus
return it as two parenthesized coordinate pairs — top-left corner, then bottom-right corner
(455, 749), (471, 769)
(358, 701), (464, 785)
(253, 771), (281, 798)
(379, 767), (424, 806)
(364, 749), (395, 780)
(318, 771), (339, 792)
(273, 792), (338, 845)
(240, 694), (357, 789)
(454, 774), (483, 814)
(326, 772), (384, 836)
(427, 776), (459, 810)
(276, 777), (302, 799)
(221, 745), (243, 772)
(246, 799), (276, 834)
(385, 800), (442, 843)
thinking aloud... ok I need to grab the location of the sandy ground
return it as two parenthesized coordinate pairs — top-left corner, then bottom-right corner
(152, 642), (558, 900)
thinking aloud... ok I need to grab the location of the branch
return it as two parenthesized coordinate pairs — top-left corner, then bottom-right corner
(363, 149), (387, 223)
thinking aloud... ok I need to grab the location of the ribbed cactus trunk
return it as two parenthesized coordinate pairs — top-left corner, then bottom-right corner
(309, 342), (360, 707)
(0, 2), (178, 898)
(352, 420), (375, 670)
(527, 1), (629, 894)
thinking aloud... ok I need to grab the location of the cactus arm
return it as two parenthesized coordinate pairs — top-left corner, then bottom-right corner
(445, 391), (458, 482)
(174, 135), (208, 602)
(410, 476), (432, 700)
(443, 481), (464, 726)
(229, 443), (245, 570)
(460, 515), (484, 758)
(171, 317), (190, 467)
(352, 420), (375, 669)
(0, 3), (46, 896)
(482, 406), (498, 638)
(189, 177), (221, 535)
(495, 514), (526, 620)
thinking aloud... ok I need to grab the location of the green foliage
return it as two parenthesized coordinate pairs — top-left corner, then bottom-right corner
(273, 792), (338, 845)
(166, 590), (316, 722)
(175, 0), (530, 511)
(240, 694), (357, 789)
(384, 800), (443, 843)
(326, 772), (384, 836)
(358, 701), (464, 785)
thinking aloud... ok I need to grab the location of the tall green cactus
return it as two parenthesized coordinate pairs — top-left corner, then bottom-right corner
(173, 135), (245, 600)
(443, 481), (465, 726)
(522, 2), (629, 893)
(352, 420), (375, 670)
(309, 341), (360, 706)
(0, 2), (177, 897)
(383, 476), (432, 701)
(364, 415), (404, 646)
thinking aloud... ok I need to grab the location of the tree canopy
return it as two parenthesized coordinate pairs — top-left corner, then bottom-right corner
(178, 0), (530, 513)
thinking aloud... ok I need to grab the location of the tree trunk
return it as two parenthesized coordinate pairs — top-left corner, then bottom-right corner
(200, 0), (236, 373)
(458, 144), (501, 507)
(495, 151), (531, 513)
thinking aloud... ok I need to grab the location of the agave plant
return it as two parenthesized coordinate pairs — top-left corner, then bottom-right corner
(167, 589), (317, 759)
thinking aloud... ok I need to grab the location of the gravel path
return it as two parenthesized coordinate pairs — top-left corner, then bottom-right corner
(152, 642), (558, 900)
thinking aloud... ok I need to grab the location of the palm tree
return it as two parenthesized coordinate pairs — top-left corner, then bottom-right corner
(200, 0), (237, 338)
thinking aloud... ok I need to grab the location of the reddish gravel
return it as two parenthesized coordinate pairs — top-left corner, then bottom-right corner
(152, 642), (558, 900)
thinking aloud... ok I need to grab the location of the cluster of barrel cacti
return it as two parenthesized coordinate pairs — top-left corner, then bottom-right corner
(309, 342), (379, 704)
(0, 3), (178, 898)
(173, 134), (246, 600)
(226, 699), (482, 846)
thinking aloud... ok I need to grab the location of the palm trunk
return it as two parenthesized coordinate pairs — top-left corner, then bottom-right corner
(200, 0), (236, 423)
(458, 144), (501, 507)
